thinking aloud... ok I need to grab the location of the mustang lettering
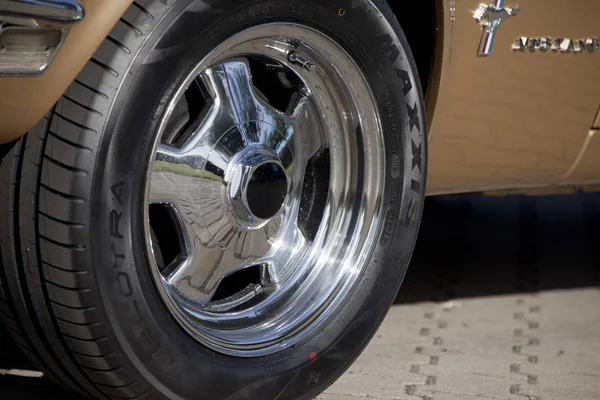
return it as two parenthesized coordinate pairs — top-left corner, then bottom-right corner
(512, 37), (599, 52)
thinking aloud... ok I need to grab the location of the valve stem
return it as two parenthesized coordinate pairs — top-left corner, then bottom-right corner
(288, 51), (314, 72)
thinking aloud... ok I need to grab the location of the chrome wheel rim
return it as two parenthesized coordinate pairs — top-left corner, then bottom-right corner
(144, 23), (386, 357)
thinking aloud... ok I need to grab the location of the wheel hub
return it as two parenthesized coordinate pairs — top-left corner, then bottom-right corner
(245, 160), (288, 220)
(225, 144), (289, 227)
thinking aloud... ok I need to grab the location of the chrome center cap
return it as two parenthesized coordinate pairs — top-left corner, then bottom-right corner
(225, 146), (289, 228)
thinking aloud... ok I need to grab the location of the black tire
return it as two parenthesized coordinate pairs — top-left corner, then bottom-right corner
(0, 0), (427, 399)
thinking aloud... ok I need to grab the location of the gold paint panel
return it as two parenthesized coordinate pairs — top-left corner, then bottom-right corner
(2, 0), (599, 195)
(0, 0), (134, 143)
(427, 0), (600, 195)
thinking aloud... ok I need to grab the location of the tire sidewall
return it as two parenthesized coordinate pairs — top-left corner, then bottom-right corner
(91, 0), (427, 398)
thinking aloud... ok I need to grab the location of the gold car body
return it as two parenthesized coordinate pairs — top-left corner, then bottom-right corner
(0, 0), (599, 195)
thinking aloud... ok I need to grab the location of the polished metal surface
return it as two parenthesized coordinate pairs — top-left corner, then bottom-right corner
(428, 0), (600, 195)
(512, 37), (599, 52)
(474, 0), (519, 56)
(0, 0), (81, 75)
(149, 60), (298, 303)
(144, 23), (385, 356)
(0, 0), (83, 23)
(0, 26), (65, 74)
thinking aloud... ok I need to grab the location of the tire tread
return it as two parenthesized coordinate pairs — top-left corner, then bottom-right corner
(0, 1), (173, 398)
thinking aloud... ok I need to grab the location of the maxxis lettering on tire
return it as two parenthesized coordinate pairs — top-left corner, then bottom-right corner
(376, 33), (425, 231)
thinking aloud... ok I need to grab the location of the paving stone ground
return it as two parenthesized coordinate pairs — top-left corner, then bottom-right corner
(320, 193), (600, 400)
(320, 288), (600, 400)
(2, 193), (600, 400)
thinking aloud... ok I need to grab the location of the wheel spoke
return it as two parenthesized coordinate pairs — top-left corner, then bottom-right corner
(144, 24), (387, 356)
(148, 60), (299, 304)
(150, 59), (293, 202)
(258, 207), (308, 286)
(165, 239), (227, 304)
(288, 93), (327, 171)
(165, 222), (273, 304)
(149, 144), (201, 207)
(200, 59), (286, 139)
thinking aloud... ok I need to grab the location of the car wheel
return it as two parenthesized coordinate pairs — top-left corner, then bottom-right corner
(0, 0), (426, 399)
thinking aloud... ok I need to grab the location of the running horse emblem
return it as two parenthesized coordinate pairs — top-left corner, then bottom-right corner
(474, 0), (520, 56)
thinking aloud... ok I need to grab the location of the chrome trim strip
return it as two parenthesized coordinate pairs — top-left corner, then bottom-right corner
(560, 130), (595, 184)
(0, 26), (67, 75)
(0, 0), (84, 24)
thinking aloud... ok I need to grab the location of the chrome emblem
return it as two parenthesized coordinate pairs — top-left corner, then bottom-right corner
(513, 37), (599, 53)
(474, 0), (520, 56)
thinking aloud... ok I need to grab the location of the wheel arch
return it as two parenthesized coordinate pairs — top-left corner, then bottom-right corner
(386, 0), (444, 128)
(0, 0), (135, 145)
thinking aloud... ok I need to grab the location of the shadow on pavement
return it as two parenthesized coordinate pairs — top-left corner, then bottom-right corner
(396, 192), (600, 304)
(0, 323), (80, 398)
(1, 192), (599, 398)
